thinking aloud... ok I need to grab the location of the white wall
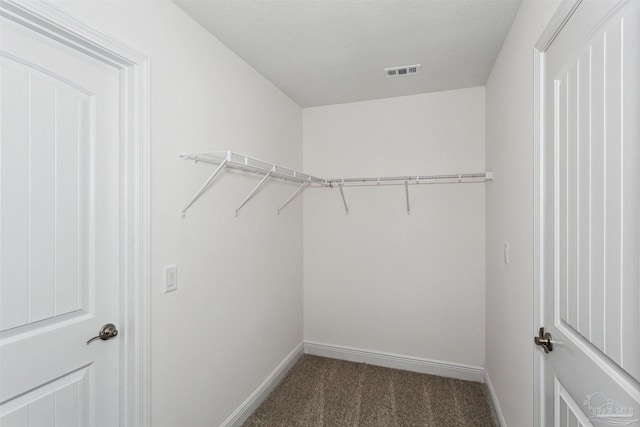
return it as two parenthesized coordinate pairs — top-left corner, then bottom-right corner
(39, 1), (568, 424)
(303, 87), (486, 368)
(54, 2), (303, 426)
(485, 0), (560, 425)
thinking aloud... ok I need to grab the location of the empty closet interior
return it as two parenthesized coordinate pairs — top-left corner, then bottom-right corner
(0, 0), (569, 425)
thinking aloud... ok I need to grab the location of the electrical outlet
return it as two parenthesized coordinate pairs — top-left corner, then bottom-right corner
(164, 265), (177, 293)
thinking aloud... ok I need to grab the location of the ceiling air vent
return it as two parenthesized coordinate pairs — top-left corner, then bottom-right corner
(384, 64), (421, 78)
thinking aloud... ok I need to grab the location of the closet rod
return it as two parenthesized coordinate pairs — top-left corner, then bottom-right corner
(328, 171), (492, 186)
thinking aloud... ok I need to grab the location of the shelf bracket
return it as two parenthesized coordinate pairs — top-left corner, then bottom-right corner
(277, 179), (310, 215)
(235, 168), (274, 216)
(182, 158), (229, 216)
(404, 181), (410, 214)
(338, 183), (349, 215)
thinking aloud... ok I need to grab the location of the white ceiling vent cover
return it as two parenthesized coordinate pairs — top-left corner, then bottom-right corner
(384, 64), (421, 78)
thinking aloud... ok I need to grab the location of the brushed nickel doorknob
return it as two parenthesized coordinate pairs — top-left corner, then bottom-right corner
(87, 323), (119, 345)
(534, 327), (553, 353)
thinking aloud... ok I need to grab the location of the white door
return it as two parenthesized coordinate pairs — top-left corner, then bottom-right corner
(0, 13), (121, 427)
(541, 0), (640, 425)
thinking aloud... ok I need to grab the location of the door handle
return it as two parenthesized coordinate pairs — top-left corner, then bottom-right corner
(87, 323), (119, 345)
(534, 327), (553, 353)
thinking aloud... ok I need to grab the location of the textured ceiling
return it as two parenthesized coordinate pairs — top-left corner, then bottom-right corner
(174, 0), (523, 107)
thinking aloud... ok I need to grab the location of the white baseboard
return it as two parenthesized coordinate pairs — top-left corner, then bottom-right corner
(304, 341), (485, 383)
(484, 370), (507, 427)
(221, 342), (304, 427)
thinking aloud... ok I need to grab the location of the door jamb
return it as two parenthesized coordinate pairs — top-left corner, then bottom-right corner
(532, 1), (583, 426)
(0, 1), (151, 426)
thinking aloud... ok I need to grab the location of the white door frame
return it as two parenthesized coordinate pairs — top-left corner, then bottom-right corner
(0, 1), (151, 426)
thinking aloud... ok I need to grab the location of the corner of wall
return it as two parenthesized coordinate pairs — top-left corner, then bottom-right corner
(484, 1), (562, 426)
(222, 343), (305, 427)
(484, 369), (507, 427)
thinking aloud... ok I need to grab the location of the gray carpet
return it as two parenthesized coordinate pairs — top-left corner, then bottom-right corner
(242, 355), (497, 427)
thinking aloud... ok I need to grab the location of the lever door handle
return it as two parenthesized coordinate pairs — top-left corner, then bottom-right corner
(534, 327), (553, 353)
(87, 323), (119, 345)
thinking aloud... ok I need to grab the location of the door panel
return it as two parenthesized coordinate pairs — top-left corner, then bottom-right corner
(556, 378), (592, 427)
(552, 0), (640, 380)
(0, 13), (120, 427)
(0, 57), (89, 332)
(542, 0), (640, 425)
(1, 367), (88, 427)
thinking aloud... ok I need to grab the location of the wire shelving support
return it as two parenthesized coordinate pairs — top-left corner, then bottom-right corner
(338, 184), (349, 215)
(405, 181), (410, 215)
(180, 150), (493, 216)
(278, 179), (311, 216)
(180, 150), (328, 216)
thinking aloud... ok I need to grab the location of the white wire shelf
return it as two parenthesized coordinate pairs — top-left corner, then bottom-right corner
(181, 151), (327, 185)
(180, 151), (327, 216)
(328, 172), (492, 186)
(180, 150), (493, 216)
